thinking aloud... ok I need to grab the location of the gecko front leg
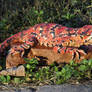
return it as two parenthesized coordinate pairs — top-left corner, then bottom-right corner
(9, 36), (38, 57)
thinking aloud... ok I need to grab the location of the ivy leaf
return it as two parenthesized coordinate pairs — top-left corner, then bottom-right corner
(78, 65), (88, 72)
(6, 75), (11, 83)
(0, 76), (6, 83)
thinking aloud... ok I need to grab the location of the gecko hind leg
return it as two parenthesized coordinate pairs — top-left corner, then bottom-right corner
(53, 45), (86, 62)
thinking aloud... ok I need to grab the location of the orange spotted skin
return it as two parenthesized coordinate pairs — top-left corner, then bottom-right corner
(0, 23), (92, 60)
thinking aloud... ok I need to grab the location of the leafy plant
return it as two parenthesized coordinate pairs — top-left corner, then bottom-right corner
(0, 58), (92, 85)
(0, 0), (92, 43)
(24, 58), (38, 72)
(0, 75), (11, 84)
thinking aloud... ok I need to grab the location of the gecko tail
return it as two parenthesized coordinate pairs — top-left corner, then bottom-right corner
(0, 34), (18, 57)
(0, 30), (23, 57)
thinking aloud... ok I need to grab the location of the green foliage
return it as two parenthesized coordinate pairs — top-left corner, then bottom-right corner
(23, 58), (92, 85)
(56, 64), (73, 84)
(0, 75), (11, 84)
(0, 0), (92, 42)
(0, 58), (92, 85)
(24, 58), (38, 73)
(34, 67), (51, 82)
(13, 77), (21, 84)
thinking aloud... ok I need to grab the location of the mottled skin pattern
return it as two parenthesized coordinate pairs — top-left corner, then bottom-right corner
(0, 23), (92, 60)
